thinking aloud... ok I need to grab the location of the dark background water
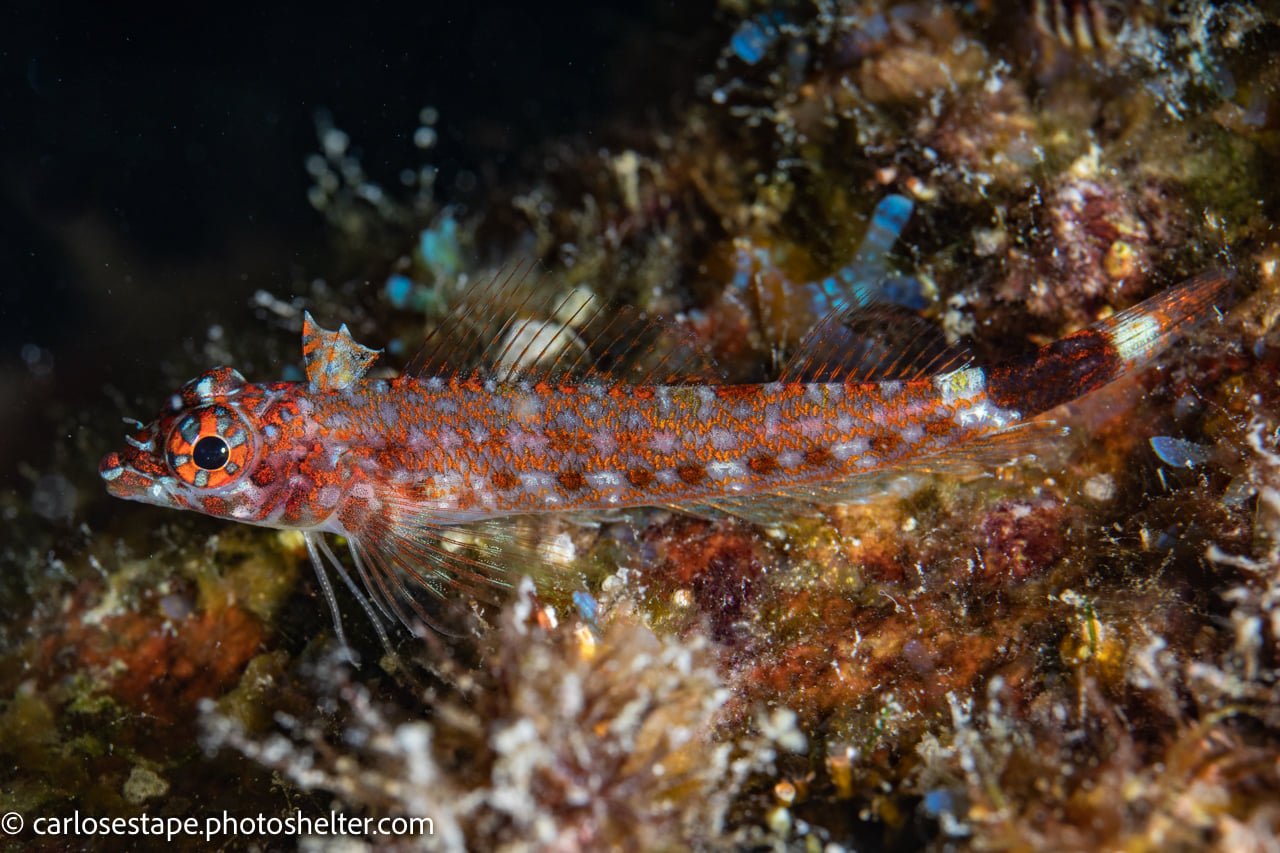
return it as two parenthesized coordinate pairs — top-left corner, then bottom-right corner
(0, 0), (716, 490)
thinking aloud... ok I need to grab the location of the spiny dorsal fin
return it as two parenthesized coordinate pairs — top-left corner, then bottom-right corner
(781, 302), (971, 384)
(405, 262), (723, 385)
(302, 311), (381, 391)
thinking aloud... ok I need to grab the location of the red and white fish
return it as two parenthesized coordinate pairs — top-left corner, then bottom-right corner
(99, 269), (1231, 650)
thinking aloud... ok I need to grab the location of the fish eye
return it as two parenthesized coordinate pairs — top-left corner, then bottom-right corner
(165, 404), (256, 489)
(192, 435), (230, 470)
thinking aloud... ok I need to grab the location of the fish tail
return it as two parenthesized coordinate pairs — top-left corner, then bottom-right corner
(982, 269), (1233, 417)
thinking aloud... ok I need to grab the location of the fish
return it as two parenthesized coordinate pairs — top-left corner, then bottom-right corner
(99, 267), (1231, 652)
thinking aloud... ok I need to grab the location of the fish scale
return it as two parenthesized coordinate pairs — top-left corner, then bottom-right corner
(100, 268), (1231, 653)
(313, 379), (962, 512)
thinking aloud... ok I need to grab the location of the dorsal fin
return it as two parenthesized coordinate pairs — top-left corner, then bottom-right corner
(780, 302), (971, 384)
(405, 262), (723, 385)
(301, 312), (381, 391)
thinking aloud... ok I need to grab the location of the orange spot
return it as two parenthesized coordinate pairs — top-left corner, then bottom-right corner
(628, 467), (656, 489)
(678, 464), (706, 485)
(715, 385), (762, 402)
(613, 385), (656, 401)
(284, 491), (307, 523)
(805, 447), (835, 467)
(558, 470), (586, 491)
(748, 454), (779, 476)
(547, 429), (591, 455)
(491, 470), (520, 491)
(870, 432), (903, 454)
(924, 420), (955, 439)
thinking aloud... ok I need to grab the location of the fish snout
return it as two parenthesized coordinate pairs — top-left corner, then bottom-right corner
(99, 451), (154, 498)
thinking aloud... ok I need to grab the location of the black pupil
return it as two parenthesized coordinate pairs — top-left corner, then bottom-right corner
(192, 436), (230, 470)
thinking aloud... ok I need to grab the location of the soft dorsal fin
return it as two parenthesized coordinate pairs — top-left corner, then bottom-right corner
(405, 263), (723, 385)
(781, 301), (971, 384)
(301, 312), (382, 391)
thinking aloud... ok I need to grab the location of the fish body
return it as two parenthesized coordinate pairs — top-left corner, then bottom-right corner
(99, 269), (1231, 644)
(111, 371), (1004, 522)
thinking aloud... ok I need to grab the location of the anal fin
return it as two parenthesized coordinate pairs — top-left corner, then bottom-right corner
(669, 419), (1065, 525)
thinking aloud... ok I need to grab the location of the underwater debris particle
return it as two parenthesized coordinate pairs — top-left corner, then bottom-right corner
(320, 126), (349, 159)
(1082, 473), (1115, 502)
(413, 125), (437, 150)
(122, 766), (170, 804)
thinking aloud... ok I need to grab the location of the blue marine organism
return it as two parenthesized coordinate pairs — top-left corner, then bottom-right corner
(383, 272), (440, 315)
(385, 273), (415, 310)
(730, 10), (789, 65)
(815, 193), (927, 311)
(419, 214), (463, 280)
(921, 788), (958, 818)
(1149, 436), (1214, 469)
(384, 213), (465, 315)
(573, 590), (601, 637)
(731, 194), (928, 319)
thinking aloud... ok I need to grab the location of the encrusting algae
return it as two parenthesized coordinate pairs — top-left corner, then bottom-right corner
(202, 581), (805, 852)
(2, 1), (1279, 850)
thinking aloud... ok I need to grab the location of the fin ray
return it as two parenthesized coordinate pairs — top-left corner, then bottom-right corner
(782, 302), (971, 384)
(336, 487), (584, 634)
(668, 420), (1064, 524)
(984, 269), (1233, 418)
(404, 263), (722, 385)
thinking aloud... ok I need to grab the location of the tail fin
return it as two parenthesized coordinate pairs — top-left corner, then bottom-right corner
(984, 269), (1233, 417)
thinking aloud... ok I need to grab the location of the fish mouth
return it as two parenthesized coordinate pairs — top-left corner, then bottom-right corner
(99, 451), (159, 500)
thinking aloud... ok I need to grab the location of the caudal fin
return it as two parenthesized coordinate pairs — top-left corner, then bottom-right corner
(983, 269), (1233, 417)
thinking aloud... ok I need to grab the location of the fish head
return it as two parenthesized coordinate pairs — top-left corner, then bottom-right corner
(99, 366), (270, 522)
